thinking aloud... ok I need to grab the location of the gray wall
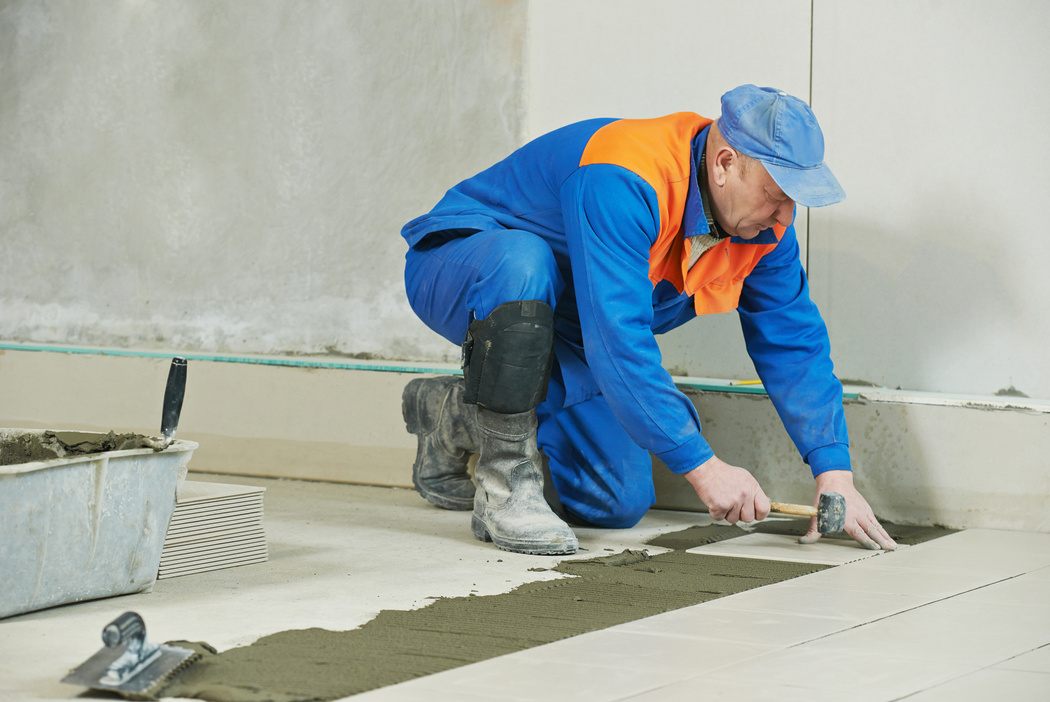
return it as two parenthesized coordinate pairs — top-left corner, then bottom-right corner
(2, 0), (1047, 399)
(0, 0), (524, 363)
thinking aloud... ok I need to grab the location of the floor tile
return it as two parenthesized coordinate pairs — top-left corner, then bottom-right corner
(917, 529), (1050, 562)
(872, 535), (1049, 577)
(705, 582), (929, 623)
(511, 627), (777, 679)
(619, 676), (831, 701)
(900, 668), (1050, 701)
(995, 645), (1050, 673)
(789, 559), (1004, 598)
(702, 647), (973, 702)
(346, 680), (504, 702)
(397, 655), (673, 702)
(951, 572), (1050, 608)
(686, 532), (893, 565)
(1025, 564), (1050, 580)
(784, 597), (1050, 668)
(614, 600), (853, 647)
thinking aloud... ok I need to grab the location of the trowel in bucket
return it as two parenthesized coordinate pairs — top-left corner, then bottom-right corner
(61, 611), (199, 700)
(156, 356), (187, 450)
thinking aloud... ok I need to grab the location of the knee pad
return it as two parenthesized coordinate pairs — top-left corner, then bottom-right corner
(462, 300), (554, 414)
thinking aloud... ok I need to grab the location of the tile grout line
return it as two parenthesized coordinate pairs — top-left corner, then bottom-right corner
(600, 571), (1037, 699)
(779, 571), (1030, 651)
(887, 642), (1050, 701)
(567, 548), (1030, 660)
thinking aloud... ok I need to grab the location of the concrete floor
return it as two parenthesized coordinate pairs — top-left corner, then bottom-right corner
(2, 473), (1048, 701)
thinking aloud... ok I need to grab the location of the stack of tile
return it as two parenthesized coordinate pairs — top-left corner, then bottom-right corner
(158, 481), (268, 579)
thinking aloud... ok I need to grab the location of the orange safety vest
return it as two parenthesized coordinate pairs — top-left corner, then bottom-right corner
(579, 113), (785, 315)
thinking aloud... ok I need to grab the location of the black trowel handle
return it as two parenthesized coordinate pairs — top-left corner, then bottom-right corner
(161, 357), (188, 441)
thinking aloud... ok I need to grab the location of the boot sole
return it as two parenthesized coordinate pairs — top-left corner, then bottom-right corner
(471, 515), (578, 555)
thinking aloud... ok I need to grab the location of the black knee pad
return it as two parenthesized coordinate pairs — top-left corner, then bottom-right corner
(462, 300), (554, 414)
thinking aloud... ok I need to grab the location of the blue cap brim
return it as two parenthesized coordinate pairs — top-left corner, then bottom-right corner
(762, 160), (846, 208)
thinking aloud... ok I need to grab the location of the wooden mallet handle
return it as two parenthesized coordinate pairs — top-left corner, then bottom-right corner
(769, 502), (817, 517)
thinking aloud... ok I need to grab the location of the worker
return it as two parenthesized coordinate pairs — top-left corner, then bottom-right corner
(400, 84), (898, 556)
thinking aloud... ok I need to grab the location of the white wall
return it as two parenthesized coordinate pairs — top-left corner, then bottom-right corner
(528, 0), (814, 381)
(530, 0), (1050, 399)
(809, 0), (1050, 398)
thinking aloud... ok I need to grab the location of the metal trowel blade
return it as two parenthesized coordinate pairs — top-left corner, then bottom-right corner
(62, 643), (199, 700)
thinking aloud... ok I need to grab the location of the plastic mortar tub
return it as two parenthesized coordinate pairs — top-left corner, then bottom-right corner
(0, 429), (198, 619)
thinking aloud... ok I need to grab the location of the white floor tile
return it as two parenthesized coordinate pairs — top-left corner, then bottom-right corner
(872, 534), (1050, 577)
(951, 572), (1050, 608)
(399, 655), (673, 702)
(705, 582), (929, 622)
(995, 645), (1050, 674)
(783, 597), (1050, 668)
(701, 647), (973, 702)
(613, 600), (854, 647)
(789, 559), (1005, 598)
(512, 627), (776, 678)
(619, 676), (833, 701)
(900, 668), (1050, 701)
(346, 679), (504, 702)
(1029, 564), (1050, 580)
(917, 529), (1050, 561)
(686, 532), (892, 565)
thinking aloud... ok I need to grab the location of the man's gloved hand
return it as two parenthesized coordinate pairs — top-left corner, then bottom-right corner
(685, 455), (771, 524)
(800, 469), (897, 550)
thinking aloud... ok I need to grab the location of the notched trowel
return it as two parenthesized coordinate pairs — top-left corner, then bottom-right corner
(61, 611), (199, 700)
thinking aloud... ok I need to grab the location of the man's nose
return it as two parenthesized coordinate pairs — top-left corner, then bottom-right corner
(776, 199), (795, 227)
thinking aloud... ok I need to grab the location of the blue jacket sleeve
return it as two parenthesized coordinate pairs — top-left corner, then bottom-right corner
(737, 225), (851, 475)
(560, 164), (714, 474)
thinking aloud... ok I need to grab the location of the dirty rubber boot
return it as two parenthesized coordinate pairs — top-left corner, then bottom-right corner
(402, 376), (479, 511)
(471, 407), (578, 555)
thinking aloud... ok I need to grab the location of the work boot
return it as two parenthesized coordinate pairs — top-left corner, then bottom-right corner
(471, 406), (578, 555)
(402, 375), (478, 511)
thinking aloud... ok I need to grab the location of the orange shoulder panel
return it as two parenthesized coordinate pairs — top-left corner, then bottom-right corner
(579, 114), (713, 294)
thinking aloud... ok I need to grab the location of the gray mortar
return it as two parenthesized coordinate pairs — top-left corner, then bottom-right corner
(0, 430), (158, 466)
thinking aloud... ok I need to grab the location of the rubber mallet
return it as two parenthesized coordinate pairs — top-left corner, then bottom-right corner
(769, 491), (847, 534)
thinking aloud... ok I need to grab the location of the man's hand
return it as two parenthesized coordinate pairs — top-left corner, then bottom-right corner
(800, 470), (897, 550)
(684, 456), (771, 524)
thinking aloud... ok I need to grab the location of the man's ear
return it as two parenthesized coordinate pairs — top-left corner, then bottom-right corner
(711, 146), (736, 187)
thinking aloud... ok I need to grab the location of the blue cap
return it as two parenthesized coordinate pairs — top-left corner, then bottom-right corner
(718, 85), (845, 207)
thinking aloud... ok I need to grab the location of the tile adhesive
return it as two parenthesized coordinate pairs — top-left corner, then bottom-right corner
(156, 521), (953, 702)
(0, 430), (156, 465)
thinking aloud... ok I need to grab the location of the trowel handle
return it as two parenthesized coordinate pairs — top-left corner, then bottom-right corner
(102, 612), (146, 649)
(161, 358), (188, 440)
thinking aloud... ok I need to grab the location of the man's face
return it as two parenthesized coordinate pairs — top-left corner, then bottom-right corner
(714, 156), (795, 240)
